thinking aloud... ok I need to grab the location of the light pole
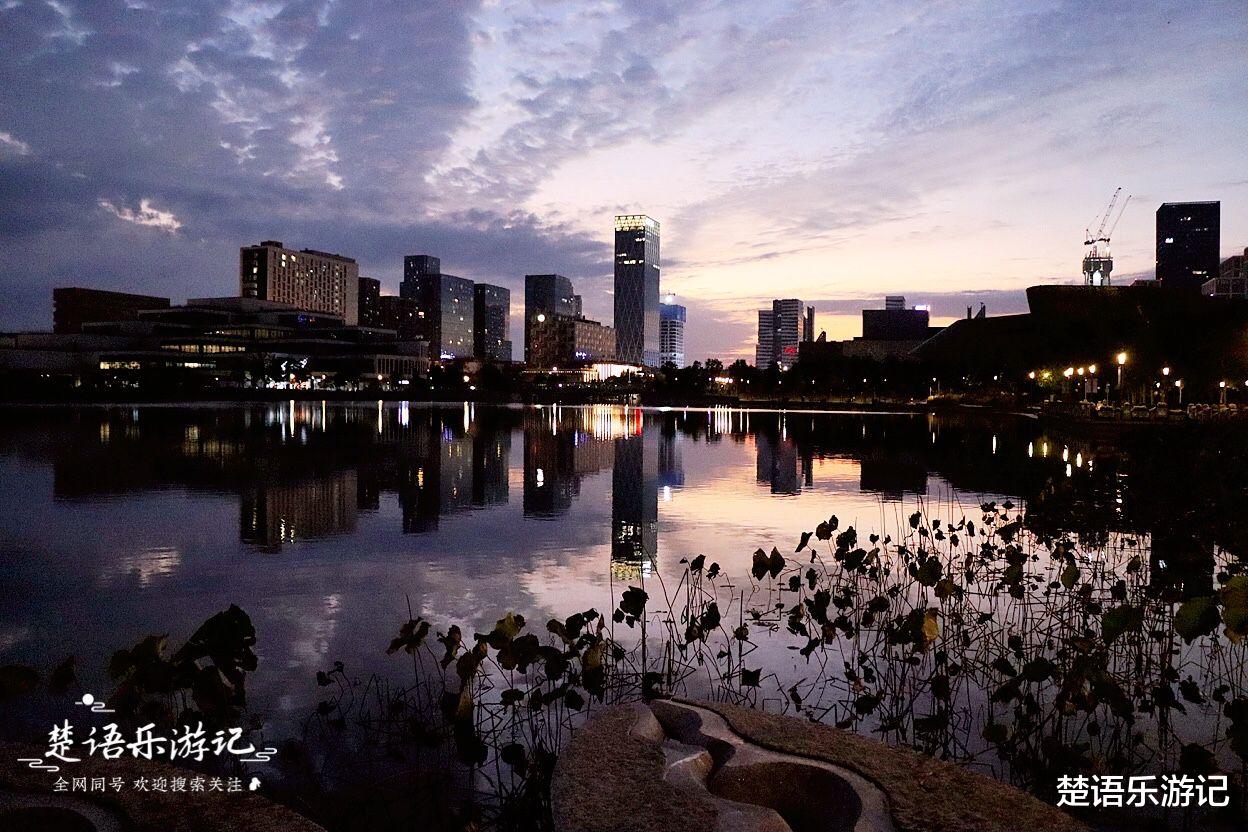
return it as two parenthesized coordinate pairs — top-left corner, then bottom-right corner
(1175, 379), (1183, 405)
(1219, 380), (1227, 406)
(1116, 351), (1128, 402)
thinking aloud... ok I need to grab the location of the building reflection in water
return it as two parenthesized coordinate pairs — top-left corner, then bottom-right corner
(242, 472), (359, 550)
(611, 430), (659, 579)
(30, 402), (1242, 594)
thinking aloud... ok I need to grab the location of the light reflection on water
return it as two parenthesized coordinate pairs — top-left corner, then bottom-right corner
(0, 402), (1217, 738)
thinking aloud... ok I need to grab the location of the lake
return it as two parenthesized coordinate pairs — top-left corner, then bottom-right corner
(0, 402), (1244, 828)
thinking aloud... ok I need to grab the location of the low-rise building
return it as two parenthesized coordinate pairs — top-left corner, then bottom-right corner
(53, 288), (170, 334)
(528, 315), (615, 368)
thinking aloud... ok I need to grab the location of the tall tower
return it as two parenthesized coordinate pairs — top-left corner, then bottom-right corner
(659, 295), (686, 367)
(400, 254), (474, 360)
(614, 215), (660, 366)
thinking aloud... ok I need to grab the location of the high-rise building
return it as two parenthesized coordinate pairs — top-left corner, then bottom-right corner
(755, 309), (774, 368)
(357, 277), (381, 327)
(378, 295), (421, 341)
(659, 295), (686, 367)
(240, 240), (359, 324)
(400, 255), (474, 360)
(473, 283), (512, 362)
(1156, 202), (1220, 292)
(613, 215), (660, 366)
(755, 299), (811, 369)
(524, 274), (581, 364)
(52, 288), (170, 334)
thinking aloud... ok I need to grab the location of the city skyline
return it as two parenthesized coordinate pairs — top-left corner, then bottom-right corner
(1, 1), (1247, 360)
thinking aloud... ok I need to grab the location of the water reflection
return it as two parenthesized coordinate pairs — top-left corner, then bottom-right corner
(1, 403), (1243, 732)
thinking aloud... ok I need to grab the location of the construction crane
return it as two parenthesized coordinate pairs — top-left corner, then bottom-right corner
(1101, 193), (1131, 243)
(1083, 187), (1131, 287)
(1085, 187), (1122, 245)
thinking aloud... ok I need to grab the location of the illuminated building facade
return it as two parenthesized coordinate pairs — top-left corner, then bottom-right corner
(524, 273), (581, 364)
(400, 255), (474, 360)
(240, 240), (359, 325)
(659, 295), (686, 367)
(473, 283), (512, 362)
(528, 315), (615, 367)
(755, 299), (812, 369)
(378, 295), (421, 341)
(613, 215), (660, 366)
(357, 277), (381, 327)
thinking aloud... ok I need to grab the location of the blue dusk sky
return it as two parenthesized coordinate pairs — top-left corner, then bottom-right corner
(1, 0), (1245, 358)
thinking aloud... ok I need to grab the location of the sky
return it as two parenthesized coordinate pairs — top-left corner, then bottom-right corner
(1, 0), (1246, 360)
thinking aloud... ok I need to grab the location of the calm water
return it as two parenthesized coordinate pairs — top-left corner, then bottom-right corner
(0, 403), (1232, 737)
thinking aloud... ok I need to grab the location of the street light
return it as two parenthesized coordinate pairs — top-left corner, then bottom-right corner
(1162, 366), (1170, 376)
(1116, 351), (1128, 401)
(1174, 378), (1183, 405)
(1220, 380), (1228, 406)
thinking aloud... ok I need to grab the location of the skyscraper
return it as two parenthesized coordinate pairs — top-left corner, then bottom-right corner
(357, 277), (381, 327)
(378, 295), (420, 340)
(473, 283), (512, 362)
(400, 255), (474, 359)
(1156, 202), (1220, 292)
(240, 240), (359, 324)
(614, 215), (660, 366)
(755, 299), (811, 370)
(524, 274), (580, 364)
(755, 309), (775, 369)
(659, 295), (686, 367)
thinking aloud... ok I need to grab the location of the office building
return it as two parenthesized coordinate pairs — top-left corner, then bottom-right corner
(473, 283), (512, 362)
(754, 299), (812, 370)
(659, 295), (686, 367)
(755, 309), (775, 368)
(53, 288), (170, 334)
(862, 296), (931, 340)
(378, 295), (421, 341)
(1203, 248), (1248, 299)
(524, 274), (581, 364)
(357, 277), (381, 327)
(1156, 202), (1220, 292)
(528, 315), (615, 368)
(240, 240), (359, 324)
(400, 255), (474, 360)
(614, 215), (661, 365)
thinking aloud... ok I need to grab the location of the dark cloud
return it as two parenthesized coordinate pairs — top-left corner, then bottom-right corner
(0, 0), (1242, 359)
(0, 0), (603, 331)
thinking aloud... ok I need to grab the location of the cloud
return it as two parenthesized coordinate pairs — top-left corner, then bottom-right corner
(0, 0), (1244, 356)
(0, 130), (30, 155)
(98, 197), (183, 232)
